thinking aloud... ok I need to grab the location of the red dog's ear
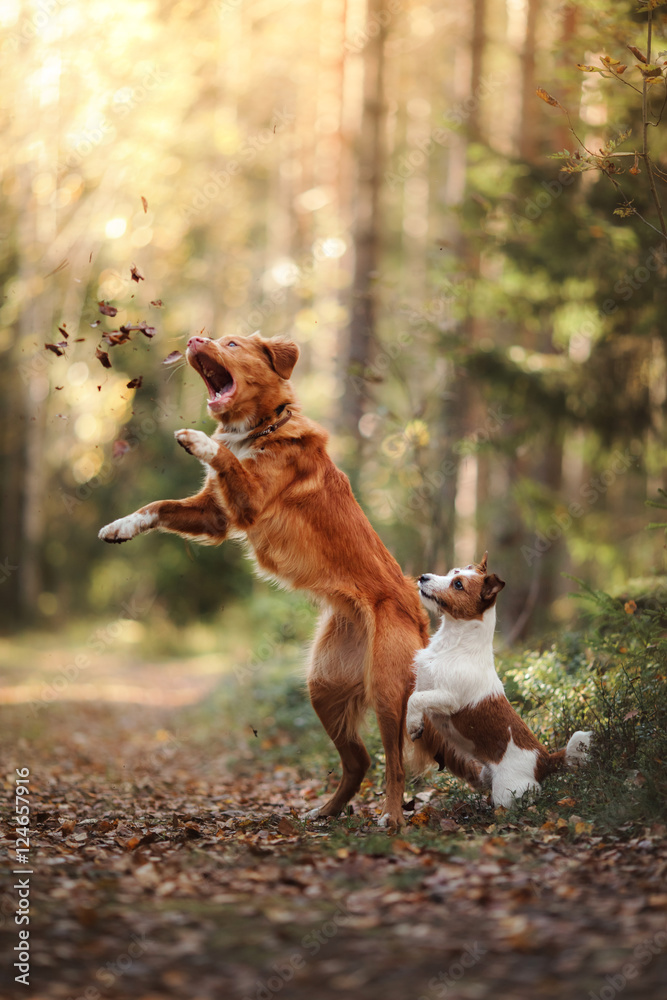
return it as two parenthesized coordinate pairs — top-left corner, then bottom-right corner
(261, 337), (300, 380)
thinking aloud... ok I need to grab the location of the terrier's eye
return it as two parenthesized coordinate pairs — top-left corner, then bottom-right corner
(454, 579), (464, 590)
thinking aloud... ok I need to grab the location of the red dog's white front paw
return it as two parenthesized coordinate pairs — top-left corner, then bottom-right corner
(174, 428), (218, 464)
(99, 510), (157, 543)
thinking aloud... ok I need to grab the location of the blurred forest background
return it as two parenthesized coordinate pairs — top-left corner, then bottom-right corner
(2, 0), (667, 644)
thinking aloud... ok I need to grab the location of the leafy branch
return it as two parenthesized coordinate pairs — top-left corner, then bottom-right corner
(536, 3), (667, 244)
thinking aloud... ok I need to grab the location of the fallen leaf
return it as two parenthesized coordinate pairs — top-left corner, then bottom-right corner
(277, 817), (299, 836)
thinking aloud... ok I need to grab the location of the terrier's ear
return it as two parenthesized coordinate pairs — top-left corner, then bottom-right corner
(261, 337), (300, 380)
(477, 551), (488, 573)
(481, 573), (505, 602)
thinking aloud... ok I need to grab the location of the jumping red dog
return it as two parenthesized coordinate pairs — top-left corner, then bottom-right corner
(100, 332), (481, 825)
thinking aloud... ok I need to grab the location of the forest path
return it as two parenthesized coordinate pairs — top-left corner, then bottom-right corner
(1, 644), (666, 1000)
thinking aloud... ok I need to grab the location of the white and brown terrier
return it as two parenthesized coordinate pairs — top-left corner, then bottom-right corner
(406, 554), (592, 808)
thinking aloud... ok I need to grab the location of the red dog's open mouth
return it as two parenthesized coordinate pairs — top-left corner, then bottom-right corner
(190, 353), (236, 412)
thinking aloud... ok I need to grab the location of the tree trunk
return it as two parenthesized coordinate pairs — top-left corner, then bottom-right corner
(338, 0), (387, 491)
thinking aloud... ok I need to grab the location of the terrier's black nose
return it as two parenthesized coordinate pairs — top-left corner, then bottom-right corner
(419, 574), (429, 583)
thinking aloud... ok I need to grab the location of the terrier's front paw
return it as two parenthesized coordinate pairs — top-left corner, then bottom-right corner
(174, 428), (218, 464)
(406, 709), (424, 742)
(98, 511), (156, 543)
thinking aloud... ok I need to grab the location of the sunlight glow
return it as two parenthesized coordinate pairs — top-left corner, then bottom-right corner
(105, 217), (127, 239)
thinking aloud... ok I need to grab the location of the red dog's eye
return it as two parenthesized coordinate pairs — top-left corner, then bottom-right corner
(227, 341), (237, 348)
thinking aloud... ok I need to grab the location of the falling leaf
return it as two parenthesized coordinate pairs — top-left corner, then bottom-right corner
(141, 195), (148, 213)
(45, 343), (65, 356)
(55, 386), (63, 390)
(130, 265), (145, 283)
(95, 346), (112, 369)
(163, 350), (184, 365)
(113, 440), (130, 459)
(624, 600), (637, 614)
(126, 376), (143, 389)
(119, 322), (155, 338)
(98, 301), (118, 317)
(623, 709), (639, 722)
(536, 87), (564, 109)
(104, 329), (133, 346)
(58, 326), (69, 339)
(151, 300), (164, 307)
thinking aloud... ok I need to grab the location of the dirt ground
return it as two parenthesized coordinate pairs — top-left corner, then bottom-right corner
(1, 644), (666, 1000)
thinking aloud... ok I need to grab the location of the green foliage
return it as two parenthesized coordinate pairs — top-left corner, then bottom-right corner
(500, 579), (667, 828)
